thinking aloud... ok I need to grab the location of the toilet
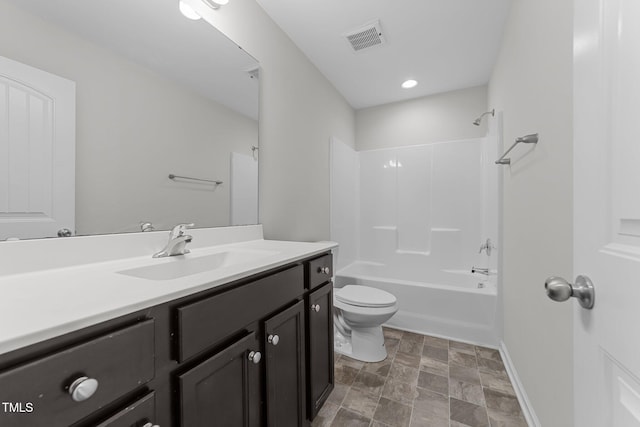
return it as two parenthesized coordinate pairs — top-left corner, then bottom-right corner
(333, 285), (398, 362)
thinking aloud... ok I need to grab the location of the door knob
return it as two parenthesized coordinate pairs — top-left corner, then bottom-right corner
(544, 275), (595, 309)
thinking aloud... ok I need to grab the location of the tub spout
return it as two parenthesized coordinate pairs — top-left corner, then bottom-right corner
(471, 267), (490, 276)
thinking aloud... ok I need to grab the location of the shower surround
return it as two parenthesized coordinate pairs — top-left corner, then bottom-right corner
(331, 136), (499, 346)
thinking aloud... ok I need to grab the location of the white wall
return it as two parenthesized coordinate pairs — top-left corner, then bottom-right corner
(0, 1), (258, 235)
(192, 0), (356, 242)
(329, 138), (359, 270)
(355, 85), (488, 151)
(488, 0), (573, 425)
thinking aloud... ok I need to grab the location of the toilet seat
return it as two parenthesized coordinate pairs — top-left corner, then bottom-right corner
(335, 285), (396, 308)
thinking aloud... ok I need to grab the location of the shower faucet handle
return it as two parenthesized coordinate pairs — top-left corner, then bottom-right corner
(479, 238), (496, 256)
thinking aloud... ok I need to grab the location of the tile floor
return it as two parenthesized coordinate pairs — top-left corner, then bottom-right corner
(313, 328), (527, 427)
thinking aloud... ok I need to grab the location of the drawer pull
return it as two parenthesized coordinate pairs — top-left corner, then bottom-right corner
(311, 304), (321, 312)
(248, 351), (262, 364)
(68, 376), (99, 402)
(268, 334), (280, 346)
(318, 267), (330, 275)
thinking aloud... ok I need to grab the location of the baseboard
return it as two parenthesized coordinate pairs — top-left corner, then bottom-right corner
(499, 341), (541, 427)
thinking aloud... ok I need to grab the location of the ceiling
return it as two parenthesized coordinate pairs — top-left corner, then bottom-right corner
(6, 0), (259, 119)
(256, 0), (512, 110)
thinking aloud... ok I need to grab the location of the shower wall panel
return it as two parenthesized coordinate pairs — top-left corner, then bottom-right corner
(358, 139), (486, 273)
(396, 145), (432, 254)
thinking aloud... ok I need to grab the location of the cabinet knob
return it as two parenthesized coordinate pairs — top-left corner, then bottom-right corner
(318, 267), (330, 275)
(268, 334), (280, 346)
(142, 423), (160, 427)
(68, 376), (99, 402)
(311, 304), (321, 312)
(57, 228), (73, 237)
(248, 351), (262, 364)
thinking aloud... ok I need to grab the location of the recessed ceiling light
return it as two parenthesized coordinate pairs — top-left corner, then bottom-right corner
(401, 79), (418, 89)
(179, 0), (201, 20)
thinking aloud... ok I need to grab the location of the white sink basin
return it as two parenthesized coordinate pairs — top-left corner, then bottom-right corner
(118, 248), (278, 280)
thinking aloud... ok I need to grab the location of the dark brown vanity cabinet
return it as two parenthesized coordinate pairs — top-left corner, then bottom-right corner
(178, 298), (310, 427)
(94, 392), (156, 427)
(0, 320), (157, 427)
(307, 281), (334, 419)
(178, 333), (263, 427)
(264, 300), (306, 426)
(174, 256), (334, 426)
(0, 251), (334, 427)
(304, 253), (335, 420)
(175, 264), (307, 426)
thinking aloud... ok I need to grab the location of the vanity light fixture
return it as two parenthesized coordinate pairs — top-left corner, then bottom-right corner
(401, 79), (418, 89)
(202, 0), (230, 10)
(179, 0), (201, 20)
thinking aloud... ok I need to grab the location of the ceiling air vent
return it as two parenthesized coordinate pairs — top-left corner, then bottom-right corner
(344, 20), (386, 53)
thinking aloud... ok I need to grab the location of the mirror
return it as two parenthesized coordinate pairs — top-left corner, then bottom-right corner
(0, 0), (259, 240)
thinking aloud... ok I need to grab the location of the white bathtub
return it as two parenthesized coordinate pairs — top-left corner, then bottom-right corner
(335, 261), (498, 346)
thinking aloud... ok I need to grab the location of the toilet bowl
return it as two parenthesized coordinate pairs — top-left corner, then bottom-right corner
(333, 285), (398, 362)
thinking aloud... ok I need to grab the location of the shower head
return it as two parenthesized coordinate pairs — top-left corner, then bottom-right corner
(473, 109), (495, 126)
(516, 134), (539, 144)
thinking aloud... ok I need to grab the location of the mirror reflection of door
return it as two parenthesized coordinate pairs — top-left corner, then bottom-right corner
(230, 151), (258, 226)
(0, 55), (75, 240)
(0, 0), (259, 238)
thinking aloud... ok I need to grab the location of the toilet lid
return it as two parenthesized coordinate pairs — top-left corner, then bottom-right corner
(335, 285), (396, 308)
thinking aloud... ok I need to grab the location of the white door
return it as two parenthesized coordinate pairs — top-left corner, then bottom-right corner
(573, 0), (640, 425)
(229, 151), (258, 226)
(0, 55), (75, 240)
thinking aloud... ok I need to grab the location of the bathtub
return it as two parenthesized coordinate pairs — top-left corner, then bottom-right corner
(335, 261), (498, 346)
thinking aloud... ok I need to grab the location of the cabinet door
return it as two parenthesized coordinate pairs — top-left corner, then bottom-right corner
(307, 282), (335, 420)
(178, 333), (262, 427)
(264, 301), (306, 427)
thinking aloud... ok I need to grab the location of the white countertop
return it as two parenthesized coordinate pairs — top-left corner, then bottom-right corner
(0, 229), (336, 355)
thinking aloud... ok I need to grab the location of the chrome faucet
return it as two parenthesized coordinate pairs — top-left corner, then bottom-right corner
(153, 223), (194, 258)
(471, 267), (490, 276)
(140, 221), (155, 232)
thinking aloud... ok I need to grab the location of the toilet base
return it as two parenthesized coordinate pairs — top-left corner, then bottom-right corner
(334, 325), (388, 363)
(334, 329), (353, 357)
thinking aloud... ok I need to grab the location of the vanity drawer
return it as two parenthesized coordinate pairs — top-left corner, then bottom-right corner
(0, 320), (155, 427)
(306, 253), (333, 290)
(94, 392), (156, 427)
(177, 265), (304, 362)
